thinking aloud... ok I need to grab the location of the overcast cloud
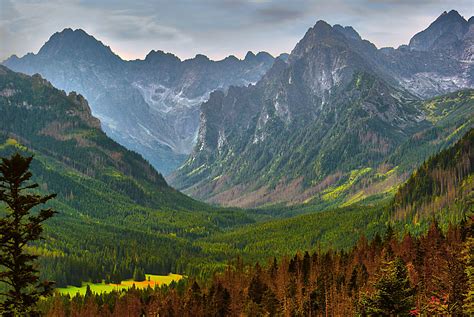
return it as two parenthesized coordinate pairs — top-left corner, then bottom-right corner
(0, 0), (472, 61)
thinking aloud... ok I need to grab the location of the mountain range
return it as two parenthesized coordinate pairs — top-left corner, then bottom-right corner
(3, 29), (275, 174)
(6, 10), (473, 179)
(170, 10), (474, 207)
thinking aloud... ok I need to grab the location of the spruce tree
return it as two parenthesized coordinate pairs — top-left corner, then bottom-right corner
(133, 266), (146, 282)
(363, 257), (415, 316)
(0, 153), (56, 316)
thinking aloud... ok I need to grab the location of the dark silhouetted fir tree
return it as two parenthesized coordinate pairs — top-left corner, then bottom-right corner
(0, 153), (56, 316)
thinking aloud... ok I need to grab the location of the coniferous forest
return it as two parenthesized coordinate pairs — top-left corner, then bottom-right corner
(38, 218), (474, 316)
(1, 4), (474, 317)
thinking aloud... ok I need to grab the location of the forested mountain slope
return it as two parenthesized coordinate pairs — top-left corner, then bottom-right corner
(41, 218), (474, 316)
(0, 65), (253, 286)
(193, 129), (473, 264)
(392, 128), (473, 228)
(38, 128), (474, 316)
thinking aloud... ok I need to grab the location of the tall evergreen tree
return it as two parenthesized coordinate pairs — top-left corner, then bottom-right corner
(0, 153), (56, 316)
(133, 266), (146, 282)
(363, 257), (415, 316)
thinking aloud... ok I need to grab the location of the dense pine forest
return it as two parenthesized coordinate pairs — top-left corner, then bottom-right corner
(392, 128), (473, 227)
(38, 218), (474, 316)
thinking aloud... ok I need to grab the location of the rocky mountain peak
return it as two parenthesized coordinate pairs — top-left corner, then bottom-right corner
(244, 51), (256, 61)
(302, 20), (337, 42)
(2, 29), (275, 174)
(408, 10), (469, 52)
(221, 55), (239, 63)
(437, 10), (465, 23)
(192, 54), (211, 63)
(255, 52), (274, 62)
(290, 20), (351, 60)
(144, 50), (181, 64)
(37, 28), (121, 62)
(333, 24), (362, 41)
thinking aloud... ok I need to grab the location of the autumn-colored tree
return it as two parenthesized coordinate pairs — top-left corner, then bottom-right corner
(463, 236), (474, 314)
(184, 281), (204, 316)
(207, 281), (230, 317)
(248, 266), (268, 306)
(0, 153), (57, 316)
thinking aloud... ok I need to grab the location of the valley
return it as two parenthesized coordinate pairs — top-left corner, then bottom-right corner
(0, 6), (473, 316)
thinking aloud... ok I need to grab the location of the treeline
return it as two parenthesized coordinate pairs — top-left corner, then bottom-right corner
(40, 218), (474, 316)
(35, 128), (474, 288)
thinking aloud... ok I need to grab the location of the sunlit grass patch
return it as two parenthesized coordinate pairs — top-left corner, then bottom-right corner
(57, 273), (183, 296)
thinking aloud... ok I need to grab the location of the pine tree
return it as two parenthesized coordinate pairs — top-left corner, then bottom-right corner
(207, 281), (231, 317)
(0, 153), (57, 316)
(363, 257), (415, 316)
(248, 274), (268, 305)
(133, 266), (146, 282)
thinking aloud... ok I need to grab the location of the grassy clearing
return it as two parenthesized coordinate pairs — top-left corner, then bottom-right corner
(321, 168), (372, 201)
(57, 274), (183, 296)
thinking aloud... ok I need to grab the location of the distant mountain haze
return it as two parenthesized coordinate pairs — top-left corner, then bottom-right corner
(3, 29), (275, 174)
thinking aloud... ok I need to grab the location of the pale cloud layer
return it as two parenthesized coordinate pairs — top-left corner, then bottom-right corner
(0, 0), (473, 61)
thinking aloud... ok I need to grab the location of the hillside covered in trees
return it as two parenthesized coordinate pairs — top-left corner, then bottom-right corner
(392, 128), (473, 227)
(190, 129), (473, 265)
(0, 66), (253, 287)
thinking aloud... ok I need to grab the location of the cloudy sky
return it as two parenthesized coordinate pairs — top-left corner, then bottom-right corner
(1, 0), (473, 61)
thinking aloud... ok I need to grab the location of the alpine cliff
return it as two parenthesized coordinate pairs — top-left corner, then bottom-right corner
(3, 29), (275, 174)
(170, 11), (474, 208)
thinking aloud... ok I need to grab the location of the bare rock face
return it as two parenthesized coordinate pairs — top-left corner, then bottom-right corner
(409, 10), (468, 54)
(398, 10), (473, 97)
(170, 13), (474, 207)
(3, 29), (275, 174)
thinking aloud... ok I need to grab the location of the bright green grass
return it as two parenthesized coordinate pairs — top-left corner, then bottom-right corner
(321, 167), (372, 201)
(57, 273), (183, 296)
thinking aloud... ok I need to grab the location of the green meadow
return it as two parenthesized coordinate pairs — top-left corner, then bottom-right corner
(57, 274), (183, 296)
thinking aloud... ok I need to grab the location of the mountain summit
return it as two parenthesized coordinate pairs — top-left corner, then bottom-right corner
(37, 28), (119, 61)
(409, 10), (470, 54)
